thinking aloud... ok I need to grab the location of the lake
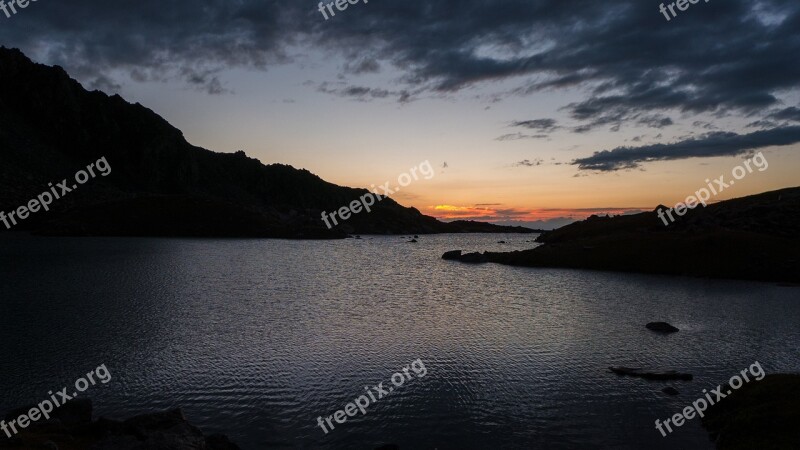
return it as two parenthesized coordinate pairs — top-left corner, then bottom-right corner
(1, 233), (798, 449)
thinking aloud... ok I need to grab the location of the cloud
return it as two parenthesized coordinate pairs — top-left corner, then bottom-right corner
(343, 58), (381, 75)
(767, 106), (800, 122)
(0, 0), (797, 131)
(510, 119), (559, 132)
(496, 133), (549, 141)
(636, 114), (673, 129)
(317, 82), (412, 102)
(573, 125), (800, 171)
(514, 159), (543, 167)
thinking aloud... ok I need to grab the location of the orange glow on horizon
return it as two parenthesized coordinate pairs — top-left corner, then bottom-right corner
(426, 204), (646, 223)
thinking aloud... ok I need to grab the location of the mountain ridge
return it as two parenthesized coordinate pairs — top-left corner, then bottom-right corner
(0, 47), (535, 238)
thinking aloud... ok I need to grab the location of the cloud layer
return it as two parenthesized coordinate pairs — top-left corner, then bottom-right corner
(1, 0), (798, 168)
(573, 126), (800, 171)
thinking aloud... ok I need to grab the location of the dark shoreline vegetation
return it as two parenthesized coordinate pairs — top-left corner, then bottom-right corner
(444, 187), (800, 283)
(0, 47), (536, 239)
(701, 374), (800, 449)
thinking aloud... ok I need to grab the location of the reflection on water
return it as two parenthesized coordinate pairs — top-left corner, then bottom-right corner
(1, 233), (798, 449)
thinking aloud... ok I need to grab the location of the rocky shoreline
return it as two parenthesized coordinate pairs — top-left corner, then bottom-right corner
(1, 399), (239, 450)
(442, 187), (800, 283)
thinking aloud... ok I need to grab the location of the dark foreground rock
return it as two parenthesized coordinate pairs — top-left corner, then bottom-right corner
(646, 322), (679, 333)
(0, 401), (239, 450)
(702, 374), (800, 449)
(4, 398), (93, 428)
(609, 366), (693, 381)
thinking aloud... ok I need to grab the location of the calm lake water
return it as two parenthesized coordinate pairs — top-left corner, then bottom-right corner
(1, 233), (798, 449)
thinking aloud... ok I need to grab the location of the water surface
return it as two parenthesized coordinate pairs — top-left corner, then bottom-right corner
(1, 233), (798, 449)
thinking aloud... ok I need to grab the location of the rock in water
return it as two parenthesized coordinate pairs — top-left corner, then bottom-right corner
(609, 366), (693, 381)
(459, 252), (488, 263)
(442, 250), (462, 260)
(662, 386), (680, 395)
(646, 322), (679, 333)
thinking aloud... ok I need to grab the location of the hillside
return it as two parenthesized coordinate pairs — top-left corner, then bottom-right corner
(0, 47), (531, 238)
(445, 187), (800, 283)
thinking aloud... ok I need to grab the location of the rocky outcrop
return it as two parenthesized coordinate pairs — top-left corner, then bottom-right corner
(0, 401), (239, 450)
(450, 187), (800, 283)
(441, 250), (491, 263)
(609, 366), (693, 381)
(646, 322), (680, 333)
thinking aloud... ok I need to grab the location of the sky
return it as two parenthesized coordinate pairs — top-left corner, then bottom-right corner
(1, 0), (799, 229)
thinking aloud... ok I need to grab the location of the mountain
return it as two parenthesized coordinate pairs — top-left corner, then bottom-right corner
(445, 187), (800, 283)
(0, 47), (532, 238)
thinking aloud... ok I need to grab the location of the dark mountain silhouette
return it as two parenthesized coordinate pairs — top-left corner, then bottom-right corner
(0, 47), (532, 238)
(446, 187), (800, 283)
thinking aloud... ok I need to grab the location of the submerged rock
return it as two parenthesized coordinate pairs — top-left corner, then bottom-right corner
(646, 322), (680, 333)
(662, 386), (680, 396)
(609, 366), (693, 381)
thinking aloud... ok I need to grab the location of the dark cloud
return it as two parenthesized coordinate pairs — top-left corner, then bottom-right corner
(496, 133), (549, 141)
(573, 126), (800, 171)
(636, 114), (673, 129)
(510, 119), (559, 132)
(343, 58), (381, 75)
(0, 0), (797, 131)
(766, 106), (800, 122)
(317, 82), (411, 101)
(693, 120), (718, 130)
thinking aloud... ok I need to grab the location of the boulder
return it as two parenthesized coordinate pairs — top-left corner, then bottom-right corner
(442, 250), (462, 260)
(662, 386), (680, 396)
(646, 322), (680, 333)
